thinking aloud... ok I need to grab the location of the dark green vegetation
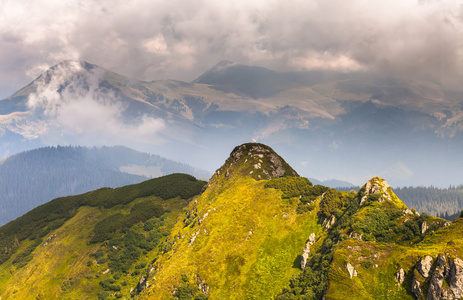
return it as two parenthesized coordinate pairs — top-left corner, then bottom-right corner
(0, 145), (209, 226)
(0, 174), (206, 266)
(265, 177), (328, 213)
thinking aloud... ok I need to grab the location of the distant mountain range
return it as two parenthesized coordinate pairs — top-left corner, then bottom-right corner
(0, 145), (209, 226)
(0, 60), (462, 187)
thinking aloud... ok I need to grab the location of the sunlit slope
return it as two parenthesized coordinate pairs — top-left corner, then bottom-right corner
(0, 174), (206, 299)
(138, 143), (326, 299)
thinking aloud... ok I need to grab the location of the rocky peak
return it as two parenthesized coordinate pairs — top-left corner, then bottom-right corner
(211, 143), (298, 182)
(359, 177), (405, 209)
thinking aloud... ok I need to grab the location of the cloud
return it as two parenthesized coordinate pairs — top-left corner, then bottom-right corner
(0, 0), (462, 98)
(25, 61), (167, 147)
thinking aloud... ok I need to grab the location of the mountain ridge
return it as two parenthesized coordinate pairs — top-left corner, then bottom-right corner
(0, 143), (462, 299)
(1, 60), (462, 189)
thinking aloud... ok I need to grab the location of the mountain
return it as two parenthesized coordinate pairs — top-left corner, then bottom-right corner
(1, 60), (462, 189)
(0, 145), (209, 226)
(309, 178), (355, 188)
(0, 143), (462, 299)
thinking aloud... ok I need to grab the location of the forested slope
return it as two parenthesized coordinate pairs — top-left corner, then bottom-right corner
(0, 146), (209, 225)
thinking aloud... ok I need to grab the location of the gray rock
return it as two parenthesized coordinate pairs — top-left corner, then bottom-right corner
(395, 268), (405, 285)
(325, 215), (336, 229)
(412, 275), (423, 300)
(346, 262), (357, 278)
(427, 258), (445, 300)
(308, 233), (316, 244)
(417, 255), (434, 278)
(360, 177), (391, 206)
(300, 233), (316, 270)
(137, 275), (147, 292)
(421, 221), (429, 234)
(43, 234), (57, 246)
(450, 257), (463, 299)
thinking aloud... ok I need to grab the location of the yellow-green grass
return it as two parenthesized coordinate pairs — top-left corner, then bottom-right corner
(0, 194), (190, 300)
(140, 176), (323, 299)
(325, 218), (463, 300)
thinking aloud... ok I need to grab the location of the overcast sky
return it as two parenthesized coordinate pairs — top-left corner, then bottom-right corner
(0, 0), (462, 98)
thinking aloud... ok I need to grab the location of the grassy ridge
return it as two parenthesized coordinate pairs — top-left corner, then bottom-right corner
(138, 166), (326, 299)
(0, 174), (205, 266)
(0, 174), (206, 299)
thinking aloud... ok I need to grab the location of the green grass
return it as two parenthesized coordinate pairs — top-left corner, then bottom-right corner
(139, 175), (323, 299)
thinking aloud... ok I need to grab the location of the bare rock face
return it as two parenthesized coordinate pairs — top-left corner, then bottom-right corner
(412, 275), (423, 300)
(346, 262), (358, 278)
(360, 177), (392, 206)
(427, 255), (447, 300)
(411, 254), (462, 300)
(449, 257), (463, 299)
(417, 255), (434, 278)
(301, 233), (316, 270)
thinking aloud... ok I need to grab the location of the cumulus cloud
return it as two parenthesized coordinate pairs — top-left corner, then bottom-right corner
(0, 0), (462, 98)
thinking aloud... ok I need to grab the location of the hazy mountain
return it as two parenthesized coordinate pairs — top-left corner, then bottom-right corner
(0, 143), (462, 299)
(0, 145), (209, 226)
(309, 178), (355, 188)
(0, 60), (462, 187)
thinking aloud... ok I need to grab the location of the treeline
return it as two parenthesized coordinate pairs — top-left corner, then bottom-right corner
(0, 145), (209, 225)
(337, 184), (463, 219)
(394, 185), (463, 219)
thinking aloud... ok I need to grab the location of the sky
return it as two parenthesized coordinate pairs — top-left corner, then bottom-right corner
(0, 0), (462, 99)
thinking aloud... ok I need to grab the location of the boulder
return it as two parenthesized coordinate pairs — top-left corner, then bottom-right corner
(346, 262), (357, 278)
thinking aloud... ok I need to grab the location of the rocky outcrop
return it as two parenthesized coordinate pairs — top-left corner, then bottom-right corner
(412, 275), (423, 300)
(395, 268), (405, 285)
(325, 215), (336, 230)
(449, 257), (463, 298)
(212, 143), (299, 182)
(346, 262), (357, 278)
(137, 275), (148, 293)
(300, 233), (316, 270)
(421, 221), (429, 234)
(417, 255), (433, 278)
(410, 254), (463, 300)
(43, 234), (57, 246)
(360, 177), (392, 206)
(427, 255), (447, 300)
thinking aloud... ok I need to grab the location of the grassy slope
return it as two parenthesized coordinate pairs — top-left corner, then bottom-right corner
(0, 174), (206, 300)
(325, 211), (463, 300)
(0, 195), (190, 300)
(140, 170), (323, 299)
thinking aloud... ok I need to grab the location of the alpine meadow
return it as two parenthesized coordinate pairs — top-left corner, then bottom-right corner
(1, 0), (463, 299)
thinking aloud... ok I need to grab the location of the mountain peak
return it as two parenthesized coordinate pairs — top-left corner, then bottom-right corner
(212, 143), (299, 182)
(359, 176), (406, 209)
